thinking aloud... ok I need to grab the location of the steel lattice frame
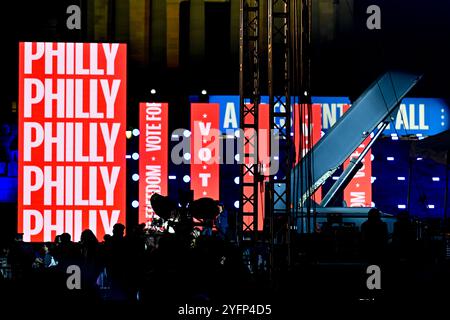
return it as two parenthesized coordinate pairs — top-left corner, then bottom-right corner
(239, 0), (261, 239)
(267, 0), (292, 269)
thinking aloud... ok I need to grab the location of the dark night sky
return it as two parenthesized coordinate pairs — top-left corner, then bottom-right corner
(2, 0), (450, 111)
(322, 0), (450, 99)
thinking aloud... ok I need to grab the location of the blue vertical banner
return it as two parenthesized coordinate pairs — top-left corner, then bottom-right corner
(383, 98), (449, 136)
(209, 95), (240, 132)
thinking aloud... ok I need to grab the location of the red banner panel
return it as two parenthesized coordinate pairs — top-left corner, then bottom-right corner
(257, 104), (270, 231)
(190, 103), (220, 200)
(294, 103), (323, 202)
(343, 136), (372, 207)
(343, 105), (372, 207)
(18, 42), (127, 242)
(139, 103), (169, 227)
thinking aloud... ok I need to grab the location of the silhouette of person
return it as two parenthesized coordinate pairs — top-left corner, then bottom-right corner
(392, 211), (415, 259)
(53, 232), (78, 269)
(107, 223), (129, 300)
(79, 229), (101, 298)
(361, 208), (388, 262)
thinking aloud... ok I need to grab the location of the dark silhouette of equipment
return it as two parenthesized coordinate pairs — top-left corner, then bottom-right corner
(149, 193), (176, 220)
(190, 197), (220, 220)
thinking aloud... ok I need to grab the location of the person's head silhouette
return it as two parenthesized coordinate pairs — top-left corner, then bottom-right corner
(113, 223), (125, 238)
(367, 208), (381, 222)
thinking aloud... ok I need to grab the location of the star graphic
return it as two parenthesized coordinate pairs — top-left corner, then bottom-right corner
(356, 183), (360, 188)
(203, 113), (207, 119)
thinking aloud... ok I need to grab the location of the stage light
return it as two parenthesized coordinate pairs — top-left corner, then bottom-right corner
(397, 177), (405, 181)
(371, 154), (375, 161)
(432, 177), (440, 181)
(371, 202), (376, 207)
(126, 154), (131, 159)
(416, 133), (423, 137)
(332, 176), (339, 180)
(234, 130), (240, 138)
(428, 204), (435, 209)
(417, 157), (423, 161)
(387, 157), (395, 161)
(168, 175), (176, 180)
(398, 204), (406, 209)
(183, 175), (191, 183)
(183, 130), (191, 138)
(183, 153), (191, 161)
(391, 136), (399, 141)
(234, 154), (240, 162)
(150, 89), (156, 94)
(132, 174), (139, 181)
(371, 177), (376, 183)
(201, 89), (207, 95)
(303, 91), (308, 96)
(234, 177), (239, 184)
(132, 129), (140, 136)
(234, 201), (239, 209)
(273, 156), (279, 160)
(132, 152), (139, 160)
(126, 130), (132, 139)
(274, 176), (278, 180)
(131, 200), (139, 208)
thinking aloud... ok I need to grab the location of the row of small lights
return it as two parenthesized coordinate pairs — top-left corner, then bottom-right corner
(386, 157), (440, 181)
(149, 89), (208, 96)
(390, 133), (425, 141)
(129, 173), (242, 209)
(388, 152), (439, 209)
(398, 204), (435, 209)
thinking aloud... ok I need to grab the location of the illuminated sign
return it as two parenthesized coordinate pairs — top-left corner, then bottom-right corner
(211, 96), (450, 137)
(190, 103), (220, 200)
(139, 103), (169, 227)
(257, 104), (270, 231)
(341, 103), (372, 207)
(209, 95), (240, 132)
(343, 136), (373, 207)
(383, 98), (449, 135)
(293, 103), (323, 201)
(18, 42), (127, 242)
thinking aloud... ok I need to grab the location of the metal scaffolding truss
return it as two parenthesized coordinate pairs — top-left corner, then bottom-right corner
(267, 0), (292, 269)
(239, 0), (261, 239)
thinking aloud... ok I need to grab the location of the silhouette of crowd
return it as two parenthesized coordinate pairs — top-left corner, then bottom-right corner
(1, 207), (449, 313)
(2, 220), (252, 308)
